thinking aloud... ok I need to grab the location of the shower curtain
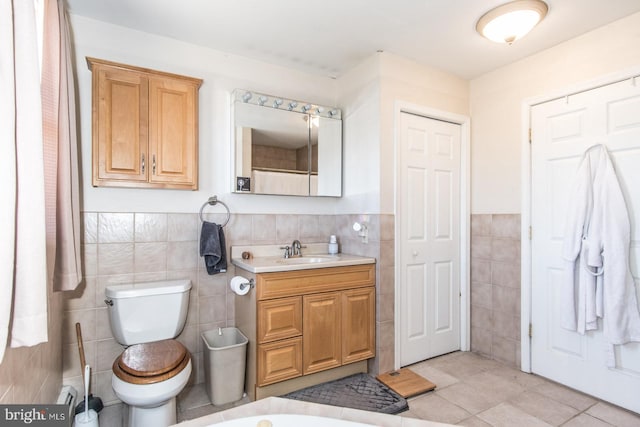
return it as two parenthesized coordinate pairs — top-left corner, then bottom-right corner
(0, 0), (82, 362)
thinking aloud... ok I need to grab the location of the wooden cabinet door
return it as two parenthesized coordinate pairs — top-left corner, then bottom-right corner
(257, 337), (302, 386)
(342, 287), (375, 364)
(258, 296), (302, 343)
(93, 66), (148, 184)
(148, 77), (198, 188)
(303, 292), (341, 374)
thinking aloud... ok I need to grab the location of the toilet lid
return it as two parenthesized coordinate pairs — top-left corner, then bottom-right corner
(117, 339), (188, 377)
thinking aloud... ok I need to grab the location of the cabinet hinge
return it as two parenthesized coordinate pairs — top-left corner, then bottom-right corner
(529, 323), (533, 338)
(529, 226), (532, 240)
(528, 128), (532, 143)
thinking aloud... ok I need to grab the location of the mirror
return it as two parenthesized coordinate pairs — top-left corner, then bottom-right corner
(232, 89), (342, 197)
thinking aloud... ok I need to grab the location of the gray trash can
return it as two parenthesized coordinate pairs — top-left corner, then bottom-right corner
(201, 327), (248, 405)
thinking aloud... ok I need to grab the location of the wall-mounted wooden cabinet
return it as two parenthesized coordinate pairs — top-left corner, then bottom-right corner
(87, 57), (202, 190)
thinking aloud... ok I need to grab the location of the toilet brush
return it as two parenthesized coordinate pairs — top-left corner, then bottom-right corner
(74, 323), (104, 415)
(74, 365), (99, 427)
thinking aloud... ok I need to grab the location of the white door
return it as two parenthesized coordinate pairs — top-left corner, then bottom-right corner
(399, 112), (461, 366)
(530, 78), (640, 413)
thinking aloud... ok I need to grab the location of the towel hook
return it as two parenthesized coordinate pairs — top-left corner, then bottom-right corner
(199, 196), (231, 226)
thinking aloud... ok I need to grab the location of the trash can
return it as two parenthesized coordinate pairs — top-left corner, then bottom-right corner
(201, 327), (248, 405)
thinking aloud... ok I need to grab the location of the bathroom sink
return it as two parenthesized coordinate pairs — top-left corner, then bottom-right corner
(277, 256), (339, 264)
(230, 244), (375, 273)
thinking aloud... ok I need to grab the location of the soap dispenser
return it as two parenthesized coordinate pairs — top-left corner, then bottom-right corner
(328, 235), (339, 255)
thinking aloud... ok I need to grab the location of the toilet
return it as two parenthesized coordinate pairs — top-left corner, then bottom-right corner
(104, 279), (192, 427)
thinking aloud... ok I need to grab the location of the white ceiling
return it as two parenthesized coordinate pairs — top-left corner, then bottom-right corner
(65, 0), (640, 80)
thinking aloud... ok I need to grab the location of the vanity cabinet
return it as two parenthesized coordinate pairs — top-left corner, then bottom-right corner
(87, 57), (202, 190)
(248, 264), (375, 390)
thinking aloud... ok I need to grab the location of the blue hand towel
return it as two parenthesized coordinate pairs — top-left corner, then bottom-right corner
(199, 221), (227, 275)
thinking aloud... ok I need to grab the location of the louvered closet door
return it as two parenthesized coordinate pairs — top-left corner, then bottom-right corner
(530, 79), (640, 413)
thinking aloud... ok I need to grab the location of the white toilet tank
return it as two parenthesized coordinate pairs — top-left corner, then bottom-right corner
(105, 279), (191, 345)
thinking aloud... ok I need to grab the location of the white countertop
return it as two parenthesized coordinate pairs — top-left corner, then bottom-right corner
(230, 243), (375, 273)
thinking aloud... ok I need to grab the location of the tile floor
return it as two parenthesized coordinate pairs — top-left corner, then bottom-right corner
(177, 351), (640, 427)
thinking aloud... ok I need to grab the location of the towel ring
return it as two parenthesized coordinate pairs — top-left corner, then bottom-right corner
(199, 196), (230, 226)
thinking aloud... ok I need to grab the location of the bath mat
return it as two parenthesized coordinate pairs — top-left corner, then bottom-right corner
(281, 373), (408, 414)
(377, 368), (436, 398)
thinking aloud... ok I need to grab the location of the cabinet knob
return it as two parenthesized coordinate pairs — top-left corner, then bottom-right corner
(412, 251), (418, 256)
(141, 153), (145, 173)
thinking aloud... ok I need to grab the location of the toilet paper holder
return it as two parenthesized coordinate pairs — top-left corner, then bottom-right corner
(239, 278), (255, 291)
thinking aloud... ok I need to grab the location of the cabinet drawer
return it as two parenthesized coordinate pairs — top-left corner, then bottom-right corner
(258, 296), (302, 343)
(257, 337), (302, 386)
(257, 264), (375, 300)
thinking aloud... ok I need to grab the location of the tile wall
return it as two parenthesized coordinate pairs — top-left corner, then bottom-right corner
(62, 211), (393, 412)
(338, 214), (395, 375)
(470, 214), (521, 367)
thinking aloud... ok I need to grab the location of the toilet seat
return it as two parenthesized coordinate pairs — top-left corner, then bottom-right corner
(113, 339), (190, 385)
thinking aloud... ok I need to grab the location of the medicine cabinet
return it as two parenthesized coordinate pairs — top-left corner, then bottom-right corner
(231, 89), (342, 197)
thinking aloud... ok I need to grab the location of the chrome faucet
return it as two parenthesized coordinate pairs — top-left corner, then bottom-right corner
(291, 240), (305, 257)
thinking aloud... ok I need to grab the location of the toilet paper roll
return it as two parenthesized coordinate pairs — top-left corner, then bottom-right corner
(230, 276), (251, 296)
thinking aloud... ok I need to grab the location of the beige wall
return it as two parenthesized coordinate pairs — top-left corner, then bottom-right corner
(336, 52), (470, 215)
(336, 54), (382, 214)
(470, 11), (640, 214)
(71, 15), (342, 216)
(379, 52), (469, 214)
(72, 16), (470, 220)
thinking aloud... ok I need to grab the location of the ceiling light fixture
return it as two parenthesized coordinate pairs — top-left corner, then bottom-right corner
(476, 0), (548, 45)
